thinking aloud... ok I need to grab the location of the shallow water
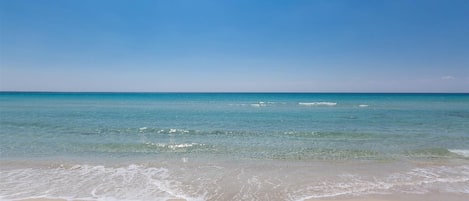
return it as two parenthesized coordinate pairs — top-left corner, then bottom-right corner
(1, 93), (468, 200)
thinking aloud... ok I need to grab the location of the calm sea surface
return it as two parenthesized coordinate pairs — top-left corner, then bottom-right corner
(1, 93), (468, 200)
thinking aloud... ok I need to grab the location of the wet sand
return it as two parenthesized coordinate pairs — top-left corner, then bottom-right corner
(14, 193), (469, 201)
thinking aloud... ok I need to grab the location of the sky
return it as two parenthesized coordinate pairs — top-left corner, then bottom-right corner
(0, 0), (468, 92)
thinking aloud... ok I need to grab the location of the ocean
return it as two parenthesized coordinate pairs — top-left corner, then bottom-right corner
(1, 92), (468, 201)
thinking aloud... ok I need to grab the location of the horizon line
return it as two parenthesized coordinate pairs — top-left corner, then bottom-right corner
(1, 91), (468, 94)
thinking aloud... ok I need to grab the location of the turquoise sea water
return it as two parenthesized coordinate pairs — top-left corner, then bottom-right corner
(1, 92), (469, 200)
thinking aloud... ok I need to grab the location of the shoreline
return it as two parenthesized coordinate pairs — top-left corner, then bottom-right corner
(2, 159), (468, 201)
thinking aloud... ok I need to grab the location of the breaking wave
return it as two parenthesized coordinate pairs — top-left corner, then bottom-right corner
(294, 165), (469, 200)
(0, 164), (204, 201)
(299, 102), (337, 106)
(449, 149), (469, 157)
(1, 164), (468, 201)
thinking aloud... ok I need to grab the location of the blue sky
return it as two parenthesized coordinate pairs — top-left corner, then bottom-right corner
(1, 0), (468, 92)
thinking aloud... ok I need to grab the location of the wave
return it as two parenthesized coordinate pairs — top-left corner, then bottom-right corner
(85, 142), (211, 154)
(404, 148), (454, 158)
(299, 102), (337, 106)
(136, 127), (243, 136)
(250, 101), (267, 107)
(284, 131), (377, 139)
(0, 164), (204, 201)
(405, 148), (469, 159)
(136, 127), (193, 134)
(294, 165), (469, 200)
(449, 149), (469, 157)
(2, 163), (468, 201)
(145, 142), (202, 150)
(249, 101), (287, 107)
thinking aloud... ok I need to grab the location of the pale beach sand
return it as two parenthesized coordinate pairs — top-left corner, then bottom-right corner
(13, 193), (469, 201)
(306, 193), (469, 201)
(16, 199), (188, 201)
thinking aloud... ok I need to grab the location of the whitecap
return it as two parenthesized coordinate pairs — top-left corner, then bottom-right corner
(154, 128), (191, 134)
(139, 127), (148, 133)
(251, 102), (267, 107)
(358, 104), (369, 108)
(299, 102), (337, 106)
(144, 142), (203, 150)
(167, 143), (198, 150)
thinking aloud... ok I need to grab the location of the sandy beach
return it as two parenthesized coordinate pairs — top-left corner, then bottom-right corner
(16, 199), (188, 201)
(13, 193), (469, 201)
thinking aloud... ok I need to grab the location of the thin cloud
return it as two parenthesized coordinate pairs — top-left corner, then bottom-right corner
(441, 75), (456, 80)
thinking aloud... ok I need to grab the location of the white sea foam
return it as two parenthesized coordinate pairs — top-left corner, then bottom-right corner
(230, 101), (286, 107)
(359, 104), (369, 107)
(144, 142), (202, 150)
(2, 163), (469, 201)
(167, 143), (198, 150)
(449, 149), (469, 157)
(138, 127), (148, 133)
(299, 102), (337, 106)
(293, 165), (469, 200)
(0, 164), (204, 201)
(155, 128), (190, 134)
(251, 101), (267, 107)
